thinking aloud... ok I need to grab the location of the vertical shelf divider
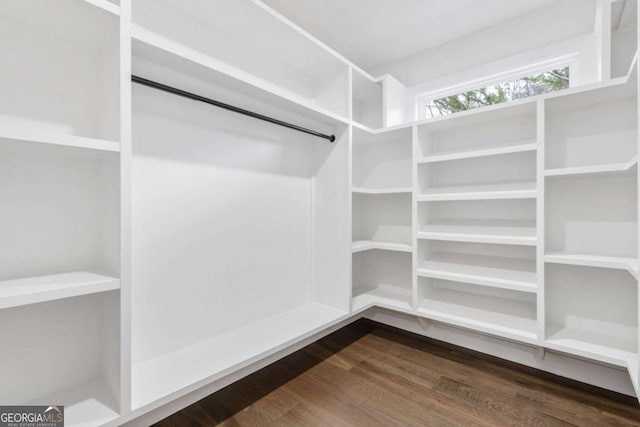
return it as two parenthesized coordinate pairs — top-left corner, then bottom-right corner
(537, 99), (546, 344)
(636, 34), (640, 393)
(412, 124), (419, 309)
(119, 0), (133, 416)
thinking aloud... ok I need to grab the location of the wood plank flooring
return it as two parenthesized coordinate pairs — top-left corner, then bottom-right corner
(155, 320), (640, 426)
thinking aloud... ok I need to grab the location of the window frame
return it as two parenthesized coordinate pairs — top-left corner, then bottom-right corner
(416, 54), (578, 120)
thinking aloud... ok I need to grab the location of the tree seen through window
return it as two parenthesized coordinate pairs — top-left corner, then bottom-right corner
(424, 67), (570, 118)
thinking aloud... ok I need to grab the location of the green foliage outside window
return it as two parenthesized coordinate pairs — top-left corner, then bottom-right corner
(424, 67), (570, 118)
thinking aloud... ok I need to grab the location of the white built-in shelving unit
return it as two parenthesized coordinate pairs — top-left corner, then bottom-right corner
(350, 57), (640, 400)
(0, 0), (122, 424)
(2, 0), (639, 425)
(351, 126), (413, 310)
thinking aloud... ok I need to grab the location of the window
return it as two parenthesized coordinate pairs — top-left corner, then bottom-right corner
(421, 67), (570, 119)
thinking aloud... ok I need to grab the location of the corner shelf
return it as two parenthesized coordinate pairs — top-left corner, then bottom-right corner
(545, 252), (638, 279)
(352, 285), (412, 312)
(418, 140), (537, 164)
(417, 182), (537, 201)
(418, 254), (537, 293)
(545, 156), (637, 178)
(417, 223), (537, 246)
(352, 186), (413, 195)
(352, 240), (412, 253)
(131, 26), (349, 128)
(0, 272), (120, 310)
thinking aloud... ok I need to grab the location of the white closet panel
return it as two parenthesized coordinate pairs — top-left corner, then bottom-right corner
(0, 0), (120, 141)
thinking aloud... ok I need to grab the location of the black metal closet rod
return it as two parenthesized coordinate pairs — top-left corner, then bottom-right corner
(131, 75), (336, 142)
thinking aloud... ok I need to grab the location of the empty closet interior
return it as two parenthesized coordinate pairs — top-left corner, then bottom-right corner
(1, 0), (639, 425)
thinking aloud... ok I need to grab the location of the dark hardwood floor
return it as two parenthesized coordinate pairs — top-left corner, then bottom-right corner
(155, 320), (640, 426)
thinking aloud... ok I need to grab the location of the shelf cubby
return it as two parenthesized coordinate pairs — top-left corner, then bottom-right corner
(417, 102), (536, 159)
(0, 139), (120, 286)
(417, 276), (538, 342)
(0, 0), (120, 141)
(418, 151), (537, 201)
(352, 250), (412, 310)
(352, 69), (383, 129)
(417, 199), (537, 246)
(353, 193), (412, 250)
(132, 0), (350, 119)
(545, 77), (637, 172)
(418, 241), (537, 293)
(0, 293), (120, 426)
(545, 264), (638, 368)
(352, 127), (412, 190)
(546, 173), (637, 259)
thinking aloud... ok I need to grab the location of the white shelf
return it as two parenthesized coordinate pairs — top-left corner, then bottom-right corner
(418, 223), (537, 246)
(0, 126), (120, 152)
(352, 240), (412, 253)
(352, 285), (412, 312)
(29, 378), (119, 427)
(418, 141), (537, 164)
(352, 186), (413, 195)
(545, 252), (638, 279)
(545, 157), (637, 178)
(81, 0), (120, 15)
(546, 324), (638, 369)
(132, 26), (349, 129)
(132, 303), (349, 409)
(418, 288), (538, 343)
(0, 272), (120, 310)
(417, 182), (537, 201)
(418, 254), (537, 293)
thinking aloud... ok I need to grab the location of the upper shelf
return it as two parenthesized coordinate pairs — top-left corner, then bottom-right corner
(132, 26), (348, 133)
(132, 0), (350, 121)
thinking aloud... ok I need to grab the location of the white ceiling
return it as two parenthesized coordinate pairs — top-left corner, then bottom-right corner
(261, 0), (564, 70)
